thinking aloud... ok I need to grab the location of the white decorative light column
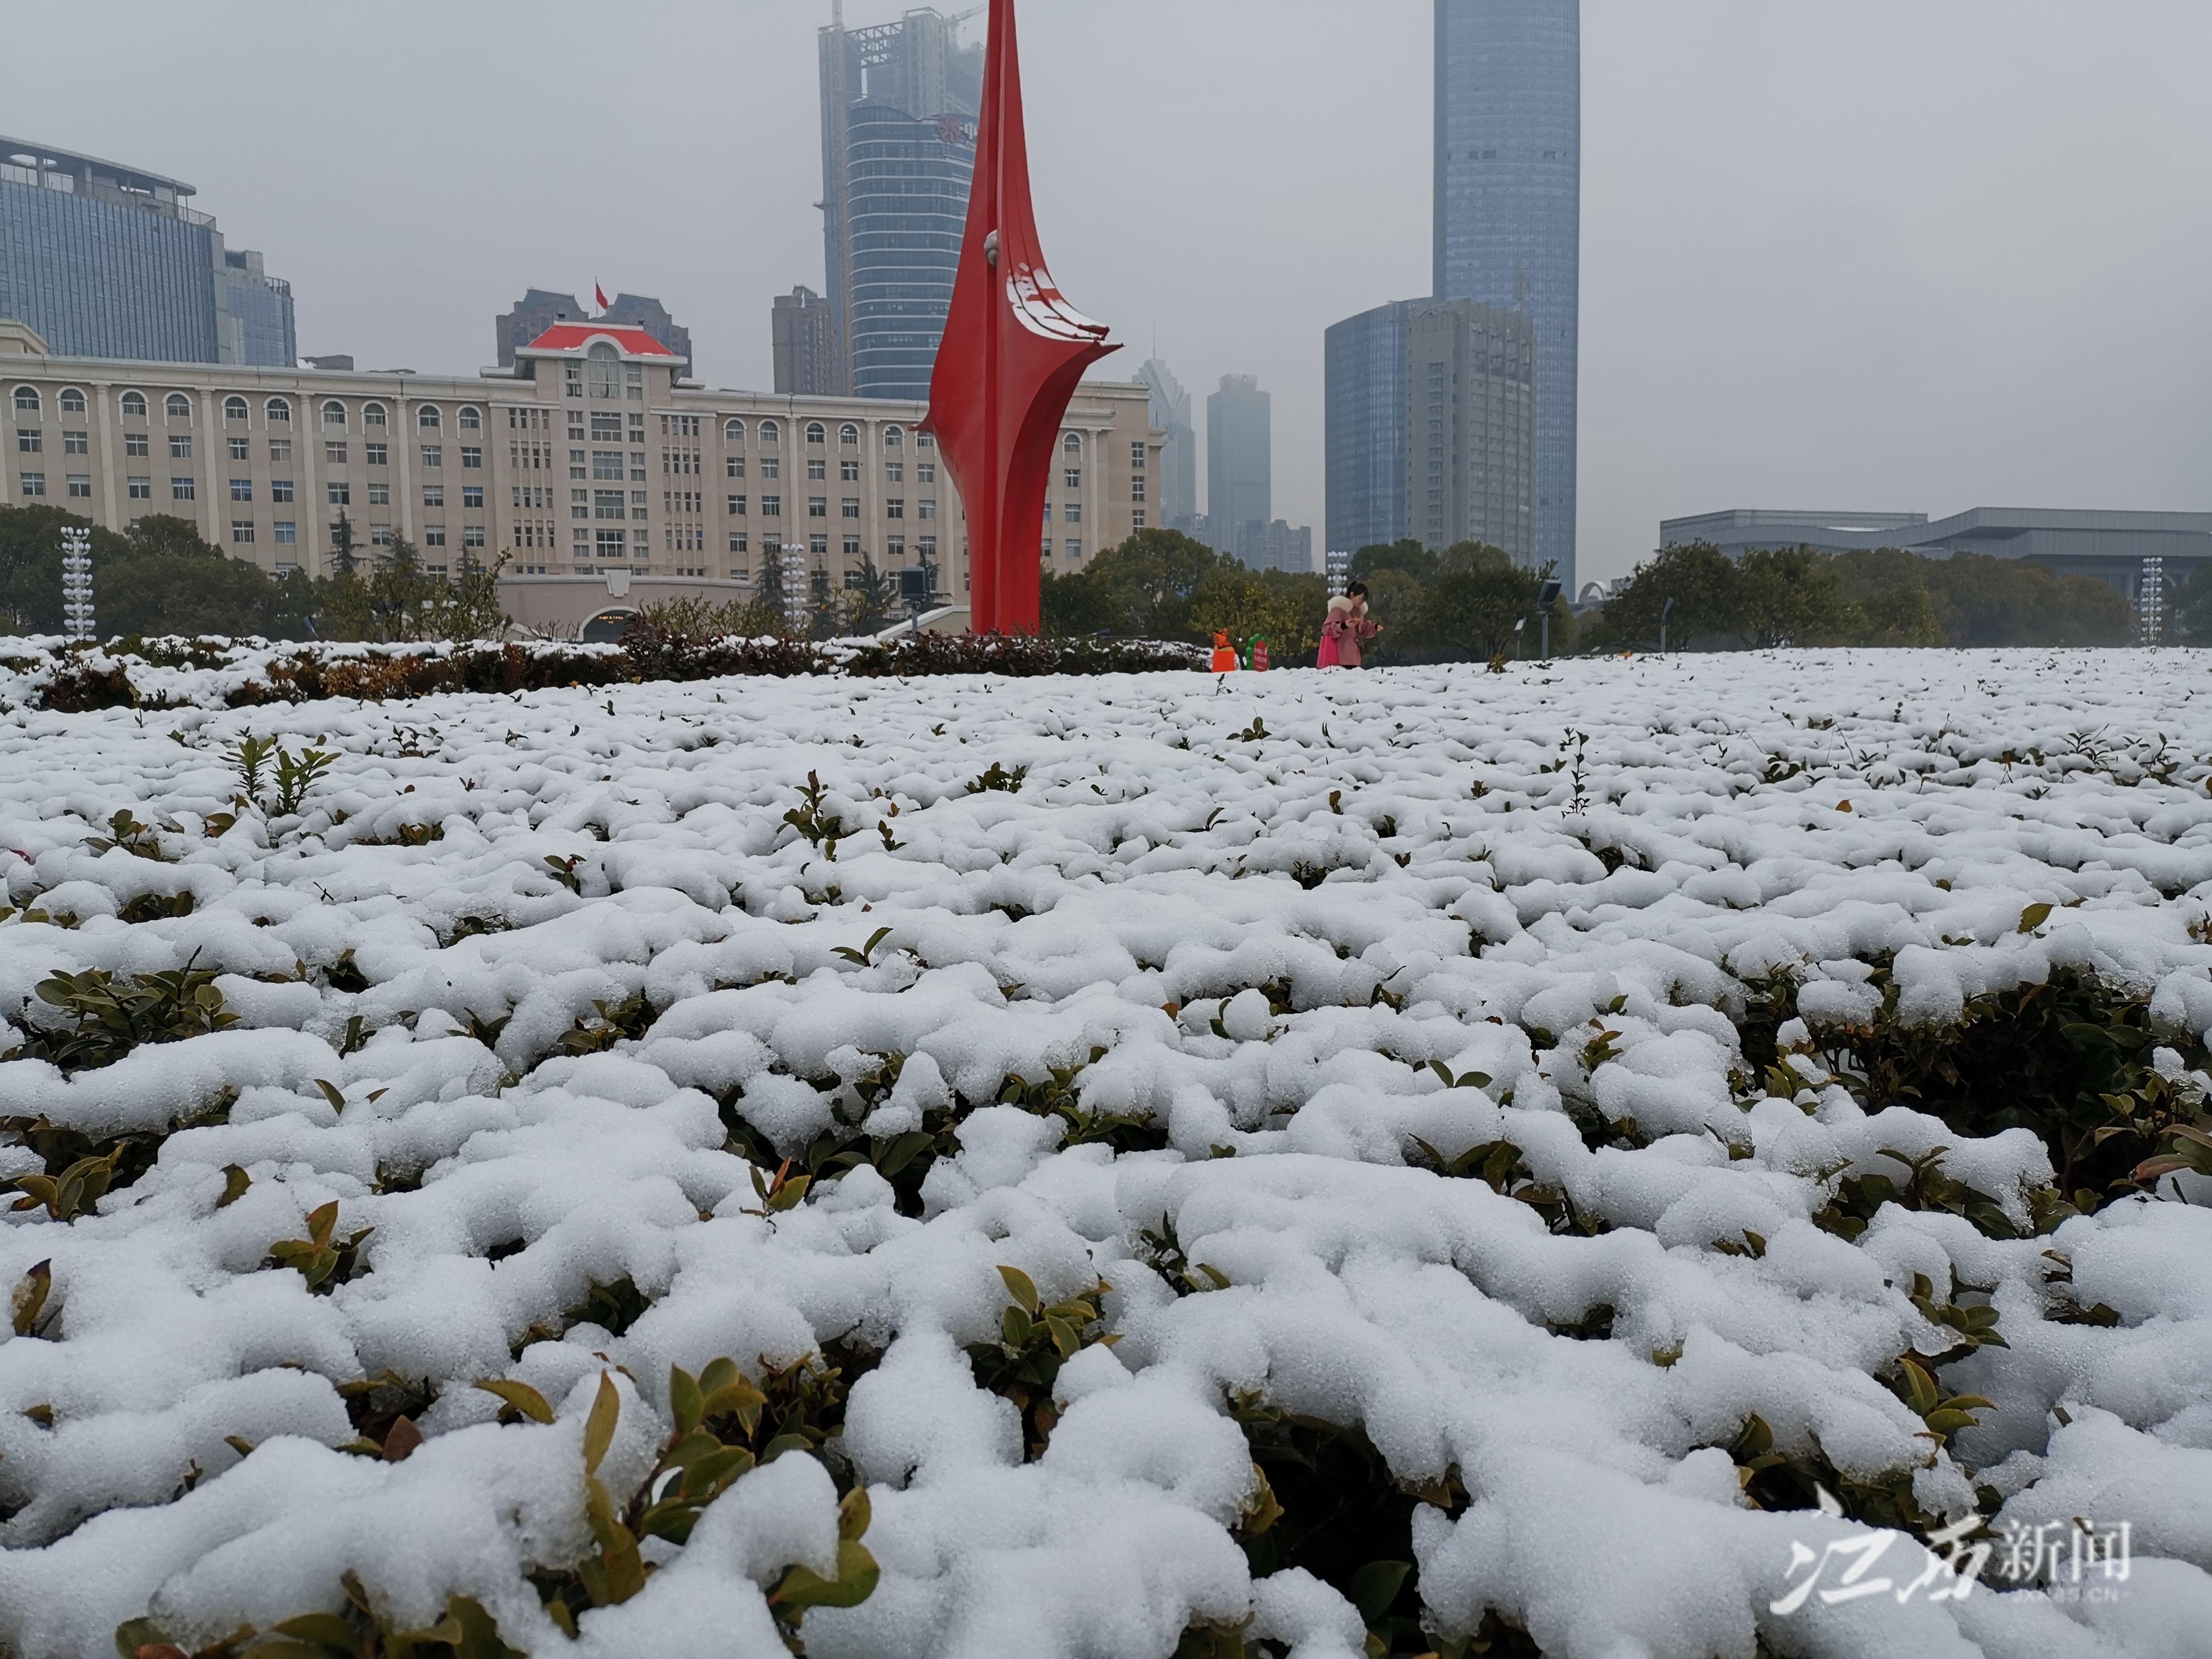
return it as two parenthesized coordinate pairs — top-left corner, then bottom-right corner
(60, 525), (95, 642)
(782, 542), (808, 631)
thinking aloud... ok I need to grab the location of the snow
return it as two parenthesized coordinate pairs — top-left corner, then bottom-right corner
(2, 648), (2210, 1656)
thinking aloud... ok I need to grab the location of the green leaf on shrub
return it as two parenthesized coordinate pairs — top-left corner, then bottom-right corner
(219, 1165), (251, 1207)
(770, 1538), (882, 1613)
(2017, 902), (2054, 934)
(582, 1373), (620, 1475)
(473, 1378), (554, 1425)
(1348, 1559), (1411, 1626)
(997, 1264), (1041, 1315)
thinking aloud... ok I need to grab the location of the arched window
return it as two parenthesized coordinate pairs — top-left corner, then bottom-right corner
(362, 402), (388, 428)
(1062, 432), (1081, 454)
(724, 419), (746, 444)
(265, 396), (292, 423)
(759, 419), (780, 445)
(839, 423), (860, 448)
(11, 387), (38, 415)
(165, 393), (192, 420)
(882, 425), (905, 451)
(588, 342), (620, 399)
(458, 406), (482, 431)
(418, 405), (442, 430)
(322, 400), (347, 428)
(121, 391), (147, 419)
(805, 422), (827, 446)
(224, 395), (249, 423)
(59, 389), (86, 416)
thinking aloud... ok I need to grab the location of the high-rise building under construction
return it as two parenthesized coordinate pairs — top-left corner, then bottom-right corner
(817, 7), (983, 400)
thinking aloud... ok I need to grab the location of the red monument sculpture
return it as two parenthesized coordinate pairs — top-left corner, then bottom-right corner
(925, 0), (1118, 637)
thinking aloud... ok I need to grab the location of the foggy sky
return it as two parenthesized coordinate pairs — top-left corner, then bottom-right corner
(9, 0), (2210, 580)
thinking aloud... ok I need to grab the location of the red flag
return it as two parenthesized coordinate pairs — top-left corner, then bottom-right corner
(594, 284), (611, 313)
(926, 0), (1117, 636)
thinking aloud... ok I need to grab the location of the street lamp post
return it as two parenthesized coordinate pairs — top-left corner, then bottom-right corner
(60, 526), (95, 642)
(1537, 579), (1562, 659)
(1661, 596), (1677, 655)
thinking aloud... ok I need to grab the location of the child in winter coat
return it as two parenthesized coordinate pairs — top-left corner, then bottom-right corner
(1317, 583), (1380, 668)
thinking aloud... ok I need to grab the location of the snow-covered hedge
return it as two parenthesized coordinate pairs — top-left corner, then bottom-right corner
(3, 649), (2210, 1657)
(0, 632), (1210, 715)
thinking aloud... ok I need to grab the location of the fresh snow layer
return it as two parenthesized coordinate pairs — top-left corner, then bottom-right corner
(1, 648), (2209, 1658)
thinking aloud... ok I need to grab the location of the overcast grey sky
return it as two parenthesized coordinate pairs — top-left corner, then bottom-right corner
(9, 0), (2210, 580)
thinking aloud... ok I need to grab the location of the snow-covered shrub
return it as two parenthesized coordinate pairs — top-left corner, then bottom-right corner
(4, 649), (2211, 1658)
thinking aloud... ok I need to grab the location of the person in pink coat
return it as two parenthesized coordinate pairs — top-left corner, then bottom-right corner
(1317, 582), (1380, 668)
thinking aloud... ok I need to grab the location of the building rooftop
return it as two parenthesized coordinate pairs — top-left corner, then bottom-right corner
(521, 323), (681, 360)
(0, 134), (197, 198)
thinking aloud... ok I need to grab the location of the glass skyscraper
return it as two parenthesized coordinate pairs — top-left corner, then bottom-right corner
(818, 11), (982, 401)
(1325, 299), (1418, 557)
(1434, 0), (1580, 588)
(0, 135), (293, 367)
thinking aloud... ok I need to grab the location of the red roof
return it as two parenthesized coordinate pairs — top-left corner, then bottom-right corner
(523, 323), (681, 360)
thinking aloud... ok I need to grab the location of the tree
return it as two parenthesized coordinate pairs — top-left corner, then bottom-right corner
(1736, 546), (1851, 648)
(843, 556), (899, 637)
(1847, 581), (1946, 648)
(2173, 564), (2212, 646)
(311, 536), (510, 643)
(1187, 563), (1328, 659)
(1040, 529), (1226, 641)
(1585, 542), (1744, 651)
(1406, 544), (1545, 661)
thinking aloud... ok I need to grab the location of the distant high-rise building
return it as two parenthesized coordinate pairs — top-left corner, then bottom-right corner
(0, 134), (293, 366)
(1207, 375), (1272, 563)
(1238, 519), (1316, 576)
(819, 8), (983, 400)
(1326, 296), (1536, 564)
(1325, 298), (1420, 557)
(1435, 0), (1580, 586)
(773, 286), (840, 395)
(1404, 299), (1536, 563)
(496, 290), (693, 379)
(1138, 358), (1199, 531)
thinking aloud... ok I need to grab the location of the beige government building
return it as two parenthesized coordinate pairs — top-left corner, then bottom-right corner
(1, 317), (1162, 634)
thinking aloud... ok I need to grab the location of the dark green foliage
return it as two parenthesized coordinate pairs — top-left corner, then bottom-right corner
(9, 959), (237, 1073)
(1798, 963), (2207, 1209)
(551, 993), (654, 1058)
(1720, 1412), (1943, 1535)
(0, 506), (319, 640)
(1040, 528), (1225, 641)
(1345, 541), (1572, 665)
(1584, 539), (2136, 653)
(1231, 1394), (1466, 1657)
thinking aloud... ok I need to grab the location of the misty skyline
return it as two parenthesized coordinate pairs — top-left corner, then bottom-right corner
(6, 0), (2208, 581)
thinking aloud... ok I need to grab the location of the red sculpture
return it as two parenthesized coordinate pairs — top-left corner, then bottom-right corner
(925, 0), (1118, 637)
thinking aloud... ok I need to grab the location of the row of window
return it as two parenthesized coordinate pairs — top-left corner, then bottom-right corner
(9, 387), (488, 431)
(12, 390), (1139, 466)
(17, 431), (481, 470)
(715, 533), (944, 559)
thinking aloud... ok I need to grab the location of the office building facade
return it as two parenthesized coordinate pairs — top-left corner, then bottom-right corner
(1207, 375), (1272, 563)
(1434, 0), (1580, 586)
(0, 135), (293, 368)
(819, 9), (982, 400)
(1138, 358), (1199, 531)
(1326, 297), (1536, 564)
(773, 287), (840, 396)
(1325, 299), (1418, 557)
(1, 317), (1159, 606)
(494, 290), (693, 381)
(1405, 299), (1536, 563)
